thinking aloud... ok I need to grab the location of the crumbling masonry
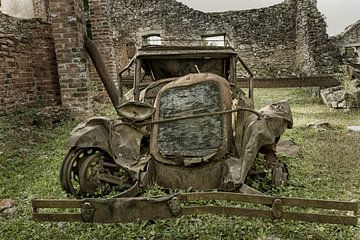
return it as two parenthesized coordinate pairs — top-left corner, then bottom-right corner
(0, 0), (358, 115)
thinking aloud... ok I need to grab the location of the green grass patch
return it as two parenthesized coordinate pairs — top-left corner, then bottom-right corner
(0, 89), (359, 239)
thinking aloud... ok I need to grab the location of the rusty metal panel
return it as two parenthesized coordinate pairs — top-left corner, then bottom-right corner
(181, 206), (274, 219)
(152, 160), (226, 190)
(142, 58), (230, 80)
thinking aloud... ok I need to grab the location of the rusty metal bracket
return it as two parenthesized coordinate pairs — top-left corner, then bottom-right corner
(271, 199), (283, 219)
(32, 192), (358, 226)
(136, 107), (263, 128)
(81, 202), (95, 222)
(168, 197), (182, 217)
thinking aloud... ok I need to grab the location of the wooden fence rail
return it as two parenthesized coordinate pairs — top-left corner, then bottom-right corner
(237, 76), (340, 88)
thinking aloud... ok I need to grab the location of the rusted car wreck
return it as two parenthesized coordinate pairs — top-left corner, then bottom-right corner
(32, 37), (358, 226)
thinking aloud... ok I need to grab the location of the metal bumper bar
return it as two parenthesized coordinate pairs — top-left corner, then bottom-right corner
(32, 192), (358, 226)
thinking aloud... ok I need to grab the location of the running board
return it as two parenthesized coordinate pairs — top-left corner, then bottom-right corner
(32, 192), (358, 226)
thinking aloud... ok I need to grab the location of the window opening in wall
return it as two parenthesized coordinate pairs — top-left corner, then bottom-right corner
(201, 34), (226, 47)
(142, 34), (162, 46)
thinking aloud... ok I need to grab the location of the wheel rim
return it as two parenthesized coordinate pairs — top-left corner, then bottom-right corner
(60, 149), (75, 193)
(60, 148), (96, 198)
(79, 152), (111, 197)
(60, 148), (136, 198)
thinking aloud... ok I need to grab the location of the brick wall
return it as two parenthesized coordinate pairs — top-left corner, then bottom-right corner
(49, 0), (92, 114)
(88, 0), (118, 103)
(0, 13), (60, 115)
(114, 32), (132, 72)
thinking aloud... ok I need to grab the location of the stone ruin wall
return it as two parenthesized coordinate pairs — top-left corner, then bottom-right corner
(295, 0), (340, 75)
(0, 13), (60, 115)
(0, 0), (355, 115)
(332, 21), (360, 64)
(111, 0), (297, 77)
(111, 0), (338, 77)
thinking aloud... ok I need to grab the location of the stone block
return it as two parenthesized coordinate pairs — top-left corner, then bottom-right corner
(347, 126), (360, 132)
(329, 101), (338, 108)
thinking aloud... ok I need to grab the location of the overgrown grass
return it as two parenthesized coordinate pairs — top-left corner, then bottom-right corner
(0, 89), (359, 239)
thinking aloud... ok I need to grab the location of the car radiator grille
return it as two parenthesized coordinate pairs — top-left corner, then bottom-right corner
(157, 81), (223, 157)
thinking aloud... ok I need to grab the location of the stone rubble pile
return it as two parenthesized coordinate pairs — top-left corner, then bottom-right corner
(321, 79), (360, 109)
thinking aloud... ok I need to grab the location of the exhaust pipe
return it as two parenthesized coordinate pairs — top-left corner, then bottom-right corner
(84, 36), (120, 113)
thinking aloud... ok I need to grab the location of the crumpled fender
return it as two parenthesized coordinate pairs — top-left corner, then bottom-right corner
(65, 117), (113, 157)
(66, 117), (145, 169)
(232, 100), (293, 184)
